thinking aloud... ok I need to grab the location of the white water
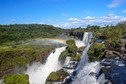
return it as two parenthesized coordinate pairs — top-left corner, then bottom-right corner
(75, 40), (85, 48)
(76, 32), (93, 70)
(25, 32), (101, 84)
(82, 32), (92, 46)
(73, 32), (101, 84)
(64, 56), (71, 66)
(0, 79), (4, 84)
(25, 47), (66, 84)
(76, 43), (90, 70)
(73, 62), (100, 84)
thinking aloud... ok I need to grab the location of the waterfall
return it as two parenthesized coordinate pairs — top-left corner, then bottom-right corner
(82, 32), (92, 46)
(72, 32), (101, 84)
(25, 47), (66, 84)
(76, 32), (92, 70)
(75, 40), (85, 48)
(64, 56), (71, 66)
(73, 62), (100, 84)
(76, 44), (90, 70)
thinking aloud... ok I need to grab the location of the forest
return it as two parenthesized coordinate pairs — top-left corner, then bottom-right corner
(0, 24), (63, 45)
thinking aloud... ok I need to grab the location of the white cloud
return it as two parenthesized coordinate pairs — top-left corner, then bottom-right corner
(122, 9), (126, 13)
(53, 24), (60, 27)
(85, 16), (95, 20)
(56, 14), (126, 28)
(108, 0), (126, 8)
(69, 18), (79, 21)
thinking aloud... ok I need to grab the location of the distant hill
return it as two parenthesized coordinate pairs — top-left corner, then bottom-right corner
(0, 24), (63, 44)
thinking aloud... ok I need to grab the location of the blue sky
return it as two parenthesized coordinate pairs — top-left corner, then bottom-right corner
(0, 0), (126, 28)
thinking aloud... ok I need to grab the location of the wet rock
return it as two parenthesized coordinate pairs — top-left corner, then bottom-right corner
(100, 57), (126, 84)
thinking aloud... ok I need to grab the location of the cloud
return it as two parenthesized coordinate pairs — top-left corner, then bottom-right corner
(122, 9), (126, 13)
(52, 24), (60, 27)
(69, 18), (80, 21)
(55, 14), (126, 28)
(108, 0), (126, 8)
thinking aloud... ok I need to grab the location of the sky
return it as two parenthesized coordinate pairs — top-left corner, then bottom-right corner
(0, 0), (126, 28)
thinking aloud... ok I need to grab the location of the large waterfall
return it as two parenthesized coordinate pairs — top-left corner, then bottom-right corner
(76, 32), (93, 70)
(24, 32), (101, 84)
(72, 32), (101, 84)
(25, 47), (65, 84)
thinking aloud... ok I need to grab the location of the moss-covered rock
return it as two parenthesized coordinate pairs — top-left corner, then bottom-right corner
(59, 40), (78, 64)
(78, 46), (85, 54)
(71, 54), (81, 61)
(58, 50), (69, 64)
(46, 69), (69, 83)
(3, 74), (29, 84)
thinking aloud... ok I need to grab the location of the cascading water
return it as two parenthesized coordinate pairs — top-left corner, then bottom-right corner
(82, 32), (92, 46)
(25, 47), (66, 84)
(76, 32), (93, 70)
(73, 62), (100, 84)
(72, 32), (101, 84)
(64, 57), (71, 66)
(75, 40), (85, 48)
(76, 43), (90, 70)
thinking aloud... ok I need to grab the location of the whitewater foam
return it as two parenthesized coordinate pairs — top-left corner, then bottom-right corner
(25, 47), (66, 84)
(73, 62), (100, 84)
(64, 56), (71, 66)
(72, 32), (102, 84)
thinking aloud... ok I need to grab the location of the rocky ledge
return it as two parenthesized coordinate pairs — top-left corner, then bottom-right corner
(100, 57), (126, 84)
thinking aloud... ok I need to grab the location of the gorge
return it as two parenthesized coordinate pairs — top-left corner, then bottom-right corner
(1, 25), (126, 84)
(20, 32), (93, 84)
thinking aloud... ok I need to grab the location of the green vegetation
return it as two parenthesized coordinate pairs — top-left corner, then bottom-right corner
(87, 21), (126, 62)
(0, 24), (63, 45)
(88, 43), (105, 62)
(59, 50), (69, 64)
(46, 69), (69, 83)
(78, 47), (85, 53)
(0, 44), (55, 78)
(3, 74), (29, 84)
(0, 24), (64, 78)
(71, 54), (81, 61)
(65, 40), (77, 57)
(59, 40), (78, 63)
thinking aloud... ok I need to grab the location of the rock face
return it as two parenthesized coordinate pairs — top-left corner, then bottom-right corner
(68, 31), (84, 40)
(104, 38), (126, 61)
(120, 38), (126, 61)
(100, 57), (126, 84)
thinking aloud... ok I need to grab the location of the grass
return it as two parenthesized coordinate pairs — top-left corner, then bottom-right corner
(3, 74), (29, 84)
